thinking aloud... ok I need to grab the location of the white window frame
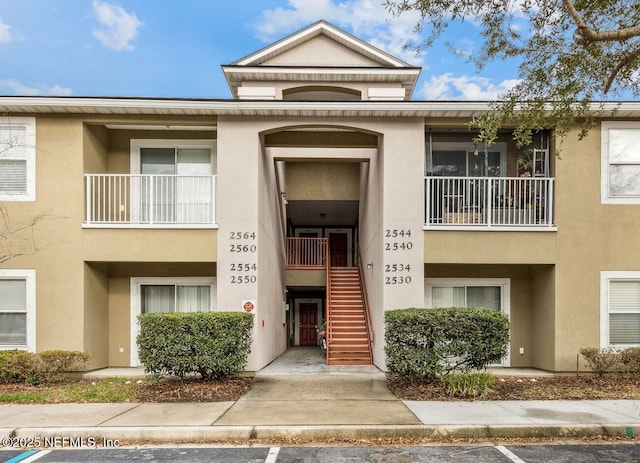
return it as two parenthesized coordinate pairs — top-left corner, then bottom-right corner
(130, 139), (216, 174)
(425, 278), (511, 366)
(601, 121), (640, 204)
(0, 269), (36, 351)
(129, 139), (217, 227)
(129, 276), (216, 366)
(600, 271), (640, 348)
(427, 142), (507, 177)
(0, 117), (36, 201)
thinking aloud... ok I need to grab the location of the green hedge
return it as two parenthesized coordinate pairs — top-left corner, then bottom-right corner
(0, 350), (90, 385)
(137, 312), (253, 381)
(385, 308), (510, 380)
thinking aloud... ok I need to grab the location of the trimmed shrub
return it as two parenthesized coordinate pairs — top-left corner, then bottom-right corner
(441, 371), (495, 397)
(579, 347), (622, 377)
(0, 350), (42, 385)
(385, 308), (510, 380)
(620, 347), (640, 377)
(0, 350), (89, 385)
(137, 312), (254, 381)
(38, 350), (90, 382)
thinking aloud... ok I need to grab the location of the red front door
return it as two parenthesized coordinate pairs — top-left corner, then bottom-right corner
(329, 233), (348, 267)
(299, 303), (318, 346)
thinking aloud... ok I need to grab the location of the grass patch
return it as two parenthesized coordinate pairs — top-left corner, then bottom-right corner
(0, 390), (50, 403)
(0, 378), (139, 404)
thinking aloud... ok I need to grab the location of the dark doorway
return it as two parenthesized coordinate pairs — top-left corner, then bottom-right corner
(299, 302), (318, 345)
(329, 232), (348, 267)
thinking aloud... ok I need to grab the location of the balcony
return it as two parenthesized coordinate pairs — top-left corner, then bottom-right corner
(285, 237), (327, 269)
(85, 174), (216, 227)
(425, 176), (555, 229)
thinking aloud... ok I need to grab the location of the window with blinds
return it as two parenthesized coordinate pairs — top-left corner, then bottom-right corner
(141, 284), (211, 313)
(0, 279), (27, 346)
(608, 280), (640, 345)
(0, 117), (36, 201)
(0, 270), (35, 350)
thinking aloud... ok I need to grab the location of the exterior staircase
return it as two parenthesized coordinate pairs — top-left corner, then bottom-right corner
(327, 267), (373, 365)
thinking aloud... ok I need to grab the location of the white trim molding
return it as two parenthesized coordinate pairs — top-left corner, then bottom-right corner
(0, 117), (36, 201)
(601, 121), (640, 204)
(600, 271), (640, 348)
(130, 138), (217, 175)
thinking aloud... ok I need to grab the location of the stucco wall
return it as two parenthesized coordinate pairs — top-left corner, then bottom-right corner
(83, 263), (109, 368)
(0, 117), (87, 355)
(108, 277), (130, 366)
(550, 122), (640, 371)
(287, 162), (360, 200)
(530, 265), (556, 371)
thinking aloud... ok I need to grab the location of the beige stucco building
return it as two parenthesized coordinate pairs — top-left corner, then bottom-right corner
(1, 21), (639, 373)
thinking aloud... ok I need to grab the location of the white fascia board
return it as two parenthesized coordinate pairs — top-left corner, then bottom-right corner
(367, 88), (406, 100)
(0, 96), (491, 113)
(223, 66), (421, 80)
(237, 87), (277, 100)
(2, 97), (640, 118)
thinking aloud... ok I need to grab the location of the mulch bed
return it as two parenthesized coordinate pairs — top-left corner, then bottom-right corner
(387, 374), (640, 401)
(135, 377), (252, 402)
(3, 374), (640, 403)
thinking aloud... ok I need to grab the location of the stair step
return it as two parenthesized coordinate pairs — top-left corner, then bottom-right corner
(327, 266), (371, 366)
(329, 351), (371, 357)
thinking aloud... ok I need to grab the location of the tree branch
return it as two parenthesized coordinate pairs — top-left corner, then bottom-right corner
(564, 0), (640, 44)
(604, 47), (640, 93)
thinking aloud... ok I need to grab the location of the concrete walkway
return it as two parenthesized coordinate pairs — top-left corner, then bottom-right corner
(1, 348), (639, 443)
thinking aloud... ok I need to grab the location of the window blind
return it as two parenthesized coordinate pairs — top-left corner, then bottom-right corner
(609, 280), (640, 344)
(0, 279), (26, 312)
(0, 159), (27, 193)
(0, 124), (27, 156)
(0, 279), (27, 345)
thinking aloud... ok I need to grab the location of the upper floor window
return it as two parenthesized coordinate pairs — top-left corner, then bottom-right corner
(601, 121), (640, 204)
(130, 139), (217, 225)
(131, 139), (216, 175)
(427, 142), (506, 177)
(0, 117), (36, 201)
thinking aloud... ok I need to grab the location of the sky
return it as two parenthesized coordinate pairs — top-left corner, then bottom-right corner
(0, 0), (524, 101)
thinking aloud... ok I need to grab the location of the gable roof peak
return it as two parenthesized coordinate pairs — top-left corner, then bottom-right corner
(232, 20), (411, 68)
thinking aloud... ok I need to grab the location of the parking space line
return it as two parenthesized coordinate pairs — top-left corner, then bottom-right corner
(265, 446), (280, 463)
(5, 450), (51, 463)
(496, 445), (527, 463)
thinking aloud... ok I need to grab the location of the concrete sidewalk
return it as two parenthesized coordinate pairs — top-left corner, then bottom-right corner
(1, 348), (639, 443)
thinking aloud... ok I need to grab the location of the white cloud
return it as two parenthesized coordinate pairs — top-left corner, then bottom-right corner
(0, 79), (73, 96)
(252, 0), (424, 66)
(421, 73), (520, 100)
(92, 1), (142, 52)
(0, 18), (12, 44)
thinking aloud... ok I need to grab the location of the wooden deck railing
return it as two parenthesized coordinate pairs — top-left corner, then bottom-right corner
(357, 253), (375, 363)
(285, 237), (327, 269)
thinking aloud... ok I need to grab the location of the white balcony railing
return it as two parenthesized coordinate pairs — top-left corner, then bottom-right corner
(425, 176), (554, 228)
(85, 174), (216, 226)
